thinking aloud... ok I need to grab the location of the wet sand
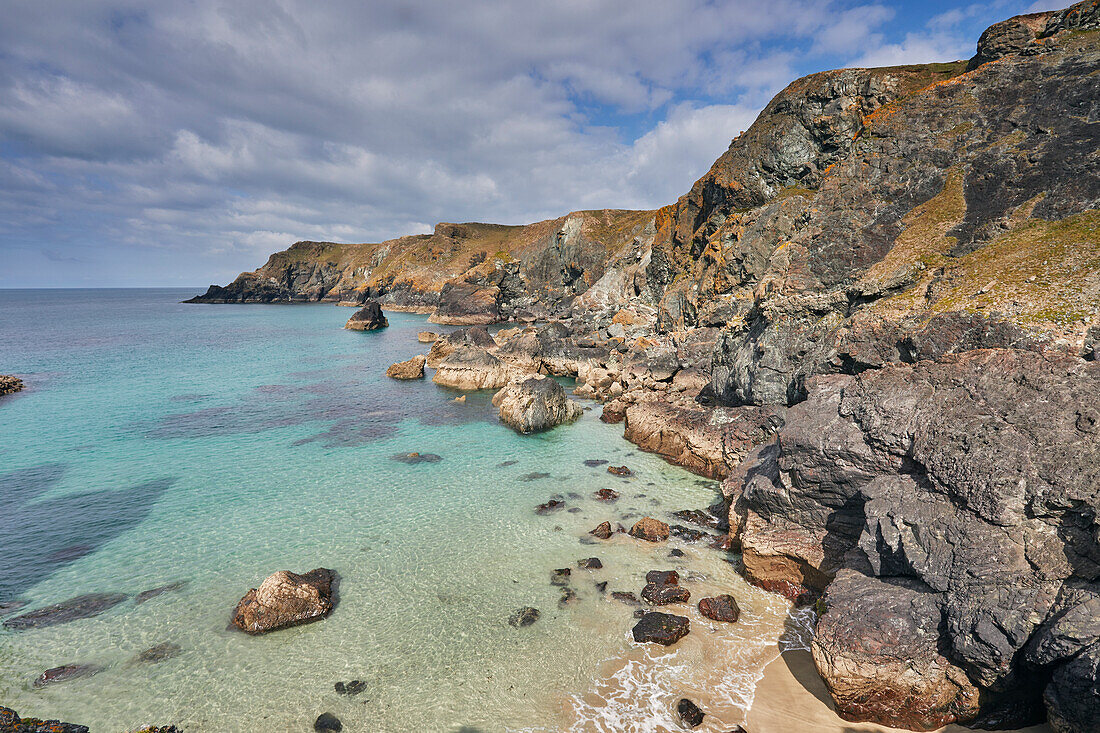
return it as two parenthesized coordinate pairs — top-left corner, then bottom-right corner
(746, 650), (1053, 733)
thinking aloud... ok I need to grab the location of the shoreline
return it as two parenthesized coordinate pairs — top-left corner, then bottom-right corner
(745, 651), (1053, 733)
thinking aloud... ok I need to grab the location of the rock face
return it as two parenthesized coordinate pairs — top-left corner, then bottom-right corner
(344, 301), (388, 331)
(386, 354), (426, 380)
(492, 376), (582, 433)
(230, 568), (336, 634)
(0, 375), (24, 396)
(1, 706), (90, 733)
(728, 349), (1100, 729)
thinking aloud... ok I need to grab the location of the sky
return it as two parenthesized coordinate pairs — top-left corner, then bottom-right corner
(0, 0), (1058, 288)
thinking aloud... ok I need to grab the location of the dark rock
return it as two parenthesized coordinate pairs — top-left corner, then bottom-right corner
(46, 544), (94, 563)
(550, 568), (572, 586)
(595, 488), (620, 501)
(521, 472), (551, 482)
(335, 680), (367, 696)
(677, 698), (705, 729)
(698, 595), (741, 623)
(668, 549), (686, 558)
(607, 465), (633, 477)
(390, 451), (442, 464)
(646, 570), (680, 585)
(672, 509), (722, 529)
(631, 612), (690, 645)
(612, 591), (641, 606)
(669, 525), (707, 543)
(230, 568), (335, 634)
(642, 583), (690, 606)
(344, 301), (388, 331)
(594, 581), (608, 593)
(633, 608), (648, 619)
(0, 705), (89, 733)
(33, 664), (103, 688)
(135, 581), (188, 604)
(3, 593), (128, 630)
(566, 507), (581, 513)
(584, 459), (609, 467)
(314, 712), (342, 732)
(497, 460), (518, 467)
(629, 517), (669, 542)
(536, 499), (565, 515)
(577, 557), (603, 570)
(559, 587), (578, 607)
(133, 642), (182, 664)
(590, 521), (614, 539)
(0, 600), (27, 615)
(0, 375), (25, 397)
(508, 607), (540, 628)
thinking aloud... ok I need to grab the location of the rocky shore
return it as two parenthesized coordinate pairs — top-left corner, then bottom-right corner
(176, 2), (1100, 730)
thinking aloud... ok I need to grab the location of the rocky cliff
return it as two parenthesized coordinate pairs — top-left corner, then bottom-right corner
(188, 2), (1100, 730)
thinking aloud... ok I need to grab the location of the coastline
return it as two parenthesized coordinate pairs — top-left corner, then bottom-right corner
(745, 651), (1053, 733)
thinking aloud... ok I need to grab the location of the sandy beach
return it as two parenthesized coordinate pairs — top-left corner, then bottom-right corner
(746, 650), (1053, 733)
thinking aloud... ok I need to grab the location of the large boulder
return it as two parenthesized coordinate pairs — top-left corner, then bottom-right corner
(386, 354), (426, 380)
(344, 301), (388, 331)
(492, 376), (582, 433)
(432, 346), (518, 390)
(230, 568), (336, 634)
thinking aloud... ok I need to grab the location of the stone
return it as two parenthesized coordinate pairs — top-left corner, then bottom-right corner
(133, 642), (182, 664)
(584, 459), (609, 467)
(417, 331), (439, 343)
(314, 712), (342, 732)
(559, 587), (578, 607)
(698, 595), (740, 623)
(385, 354), (426, 379)
(607, 465), (633, 477)
(508, 607), (540, 628)
(230, 568), (336, 634)
(631, 612), (690, 645)
(0, 706), (89, 733)
(612, 591), (641, 606)
(669, 525), (707, 543)
(629, 517), (669, 542)
(550, 568), (572, 586)
(577, 557), (602, 570)
(432, 346), (518, 390)
(492, 376), (582, 434)
(390, 451), (442, 464)
(594, 488), (619, 501)
(641, 583), (690, 606)
(668, 549), (686, 558)
(677, 698), (705, 729)
(334, 680), (367, 696)
(536, 499), (565, 515)
(135, 581), (188, 604)
(33, 664), (104, 688)
(3, 593), (128, 630)
(344, 301), (388, 331)
(646, 570), (679, 585)
(590, 521), (613, 539)
(0, 375), (24, 397)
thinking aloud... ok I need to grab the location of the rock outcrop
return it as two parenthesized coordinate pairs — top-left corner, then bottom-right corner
(386, 354), (426, 380)
(1, 706), (89, 733)
(344, 301), (388, 331)
(230, 568), (336, 634)
(492, 376), (581, 433)
(0, 375), (24, 396)
(432, 347), (520, 390)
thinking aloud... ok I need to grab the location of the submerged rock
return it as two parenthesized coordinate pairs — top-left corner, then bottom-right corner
(677, 698), (705, 729)
(135, 581), (188, 604)
(607, 465), (633, 477)
(390, 451), (442, 464)
(385, 354), (426, 380)
(594, 488), (619, 501)
(230, 568), (335, 634)
(536, 499), (565, 515)
(698, 595), (740, 623)
(33, 664), (104, 688)
(334, 680), (367, 696)
(133, 642), (182, 664)
(0, 706), (89, 733)
(314, 712), (342, 732)
(492, 376), (582, 434)
(629, 517), (669, 542)
(631, 612), (690, 645)
(508, 607), (540, 628)
(550, 568), (572, 586)
(559, 587), (578, 607)
(3, 593), (128, 630)
(344, 301), (388, 331)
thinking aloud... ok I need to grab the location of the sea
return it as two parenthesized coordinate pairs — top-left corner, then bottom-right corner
(0, 288), (801, 732)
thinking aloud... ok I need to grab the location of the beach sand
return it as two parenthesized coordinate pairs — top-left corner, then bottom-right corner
(745, 650), (1053, 733)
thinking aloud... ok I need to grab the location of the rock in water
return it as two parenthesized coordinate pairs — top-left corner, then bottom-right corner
(677, 698), (705, 728)
(417, 331), (439, 343)
(0, 375), (24, 396)
(629, 517), (670, 542)
(590, 521), (613, 539)
(135, 581), (188, 604)
(641, 570), (689, 605)
(697, 595), (740, 622)
(3, 593), (128, 630)
(133, 642), (182, 664)
(594, 488), (619, 501)
(577, 557), (602, 570)
(508, 607), (540, 628)
(33, 664), (104, 688)
(607, 465), (633, 477)
(343, 301), (388, 331)
(631, 612), (690, 645)
(492, 376), (582, 434)
(230, 568), (335, 634)
(0, 705), (89, 733)
(314, 712), (342, 732)
(385, 354), (426, 380)
(432, 346), (516, 390)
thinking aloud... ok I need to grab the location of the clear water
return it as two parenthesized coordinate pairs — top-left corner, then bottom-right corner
(0, 289), (791, 732)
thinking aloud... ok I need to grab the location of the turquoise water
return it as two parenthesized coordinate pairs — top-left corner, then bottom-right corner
(0, 289), (791, 732)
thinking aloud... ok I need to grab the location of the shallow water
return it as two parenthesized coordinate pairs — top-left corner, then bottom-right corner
(0, 289), (792, 732)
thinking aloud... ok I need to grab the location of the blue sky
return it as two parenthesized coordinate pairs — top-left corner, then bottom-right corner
(0, 0), (1054, 288)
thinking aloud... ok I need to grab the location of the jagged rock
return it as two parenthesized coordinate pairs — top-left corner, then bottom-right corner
(0, 706), (89, 733)
(629, 517), (669, 542)
(536, 499), (564, 515)
(631, 611), (690, 645)
(646, 570), (679, 585)
(33, 664), (104, 688)
(0, 375), (24, 396)
(386, 354), (426, 380)
(508, 607), (540, 628)
(432, 346), (518, 390)
(230, 568), (335, 634)
(3, 593), (128, 630)
(607, 465), (633, 477)
(697, 595), (740, 623)
(343, 301), (388, 331)
(417, 331), (439, 343)
(590, 521), (613, 539)
(641, 582), (689, 606)
(492, 376), (582, 433)
(677, 698), (705, 728)
(594, 488), (619, 501)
